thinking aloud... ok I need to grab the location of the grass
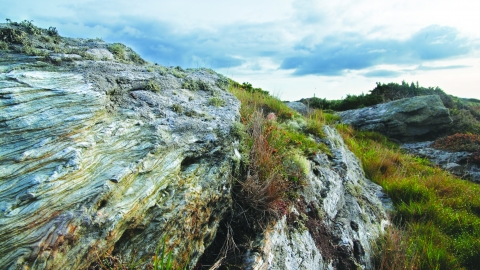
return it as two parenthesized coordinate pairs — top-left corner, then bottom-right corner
(227, 82), (331, 221)
(337, 124), (480, 269)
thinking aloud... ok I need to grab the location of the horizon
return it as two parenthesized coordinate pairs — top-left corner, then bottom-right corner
(2, 0), (479, 101)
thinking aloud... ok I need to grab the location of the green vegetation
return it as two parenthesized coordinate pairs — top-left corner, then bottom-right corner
(208, 96), (225, 107)
(181, 77), (212, 91)
(338, 125), (480, 270)
(145, 80), (161, 92)
(228, 81), (329, 219)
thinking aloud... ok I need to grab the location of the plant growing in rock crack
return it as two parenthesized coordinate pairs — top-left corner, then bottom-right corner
(171, 104), (182, 113)
(108, 43), (126, 60)
(208, 96), (225, 107)
(145, 80), (161, 92)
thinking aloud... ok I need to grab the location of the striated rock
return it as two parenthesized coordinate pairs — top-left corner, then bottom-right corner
(0, 53), (240, 269)
(402, 141), (480, 183)
(245, 126), (392, 269)
(339, 95), (452, 141)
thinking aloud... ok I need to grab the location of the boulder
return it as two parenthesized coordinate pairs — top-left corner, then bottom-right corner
(0, 53), (240, 269)
(339, 95), (452, 141)
(286, 101), (311, 115)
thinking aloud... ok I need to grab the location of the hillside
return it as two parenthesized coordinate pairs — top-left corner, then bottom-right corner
(1, 21), (480, 270)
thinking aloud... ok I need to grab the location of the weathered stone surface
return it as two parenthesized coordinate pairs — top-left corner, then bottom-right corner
(339, 95), (452, 141)
(286, 101), (310, 115)
(402, 141), (480, 183)
(245, 126), (391, 269)
(0, 54), (240, 269)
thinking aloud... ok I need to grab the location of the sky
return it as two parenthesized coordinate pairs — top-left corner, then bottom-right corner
(2, 0), (480, 101)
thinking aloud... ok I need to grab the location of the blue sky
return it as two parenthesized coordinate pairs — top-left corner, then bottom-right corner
(2, 0), (479, 100)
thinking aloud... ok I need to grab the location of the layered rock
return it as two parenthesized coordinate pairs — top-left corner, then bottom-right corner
(339, 95), (452, 141)
(244, 126), (392, 269)
(0, 54), (239, 269)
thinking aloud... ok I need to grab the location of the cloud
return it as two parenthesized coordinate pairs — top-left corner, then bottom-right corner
(415, 64), (469, 71)
(280, 25), (474, 76)
(363, 70), (402, 78)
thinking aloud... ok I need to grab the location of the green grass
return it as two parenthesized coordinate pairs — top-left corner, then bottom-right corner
(338, 125), (480, 269)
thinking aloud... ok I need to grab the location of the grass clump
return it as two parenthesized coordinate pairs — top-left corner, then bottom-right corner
(338, 125), (480, 269)
(108, 43), (126, 60)
(208, 96), (225, 107)
(145, 80), (161, 92)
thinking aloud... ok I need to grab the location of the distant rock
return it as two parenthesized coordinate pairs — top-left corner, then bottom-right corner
(339, 95), (452, 141)
(402, 141), (480, 183)
(286, 101), (311, 115)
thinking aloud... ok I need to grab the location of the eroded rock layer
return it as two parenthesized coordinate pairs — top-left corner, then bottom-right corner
(0, 55), (240, 269)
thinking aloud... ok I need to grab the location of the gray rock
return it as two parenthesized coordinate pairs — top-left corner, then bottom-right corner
(245, 126), (391, 270)
(286, 101), (311, 115)
(402, 142), (480, 183)
(85, 48), (114, 60)
(0, 54), (240, 269)
(339, 95), (452, 141)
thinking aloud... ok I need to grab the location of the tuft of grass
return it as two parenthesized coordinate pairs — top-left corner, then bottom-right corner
(338, 125), (480, 270)
(171, 104), (182, 114)
(108, 43), (126, 60)
(208, 96), (225, 107)
(145, 80), (161, 92)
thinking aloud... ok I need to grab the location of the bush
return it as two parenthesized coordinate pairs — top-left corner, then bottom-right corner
(208, 97), (225, 107)
(432, 133), (480, 152)
(145, 80), (161, 92)
(108, 43), (126, 60)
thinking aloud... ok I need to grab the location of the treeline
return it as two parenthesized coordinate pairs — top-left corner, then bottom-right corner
(301, 81), (454, 111)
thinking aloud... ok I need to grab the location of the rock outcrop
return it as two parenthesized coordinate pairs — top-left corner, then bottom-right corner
(0, 52), (239, 269)
(1, 22), (393, 270)
(402, 142), (480, 183)
(244, 126), (391, 269)
(339, 95), (452, 141)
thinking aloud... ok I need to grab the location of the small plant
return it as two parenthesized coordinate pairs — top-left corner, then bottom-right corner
(0, 41), (8, 50)
(171, 104), (182, 113)
(208, 96), (225, 107)
(145, 80), (161, 92)
(108, 43), (126, 60)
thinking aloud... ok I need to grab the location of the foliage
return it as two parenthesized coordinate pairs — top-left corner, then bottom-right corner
(208, 96), (225, 107)
(108, 43), (126, 60)
(171, 104), (182, 113)
(433, 133), (480, 165)
(338, 125), (480, 269)
(181, 78), (211, 91)
(228, 81), (330, 219)
(145, 80), (161, 92)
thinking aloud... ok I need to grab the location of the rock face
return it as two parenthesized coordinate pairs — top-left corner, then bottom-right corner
(339, 95), (452, 141)
(0, 53), (239, 269)
(245, 126), (391, 269)
(402, 142), (480, 183)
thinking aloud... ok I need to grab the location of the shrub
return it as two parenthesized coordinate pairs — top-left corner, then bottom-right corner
(208, 97), (225, 107)
(145, 80), (161, 92)
(0, 40), (8, 50)
(432, 133), (480, 152)
(171, 104), (182, 113)
(108, 43), (126, 60)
